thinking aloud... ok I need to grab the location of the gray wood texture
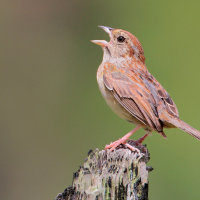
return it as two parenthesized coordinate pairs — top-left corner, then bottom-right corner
(56, 143), (152, 200)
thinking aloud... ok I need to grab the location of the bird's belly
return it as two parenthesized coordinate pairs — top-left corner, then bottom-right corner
(97, 78), (141, 125)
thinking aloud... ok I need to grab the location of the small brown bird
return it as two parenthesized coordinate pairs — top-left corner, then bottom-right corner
(92, 26), (200, 151)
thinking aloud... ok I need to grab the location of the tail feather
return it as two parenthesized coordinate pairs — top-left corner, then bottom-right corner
(168, 118), (200, 140)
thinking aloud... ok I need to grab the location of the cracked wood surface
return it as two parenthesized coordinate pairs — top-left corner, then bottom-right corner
(56, 142), (152, 200)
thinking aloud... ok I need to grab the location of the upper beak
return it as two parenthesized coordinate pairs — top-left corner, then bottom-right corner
(91, 26), (114, 46)
(98, 26), (113, 36)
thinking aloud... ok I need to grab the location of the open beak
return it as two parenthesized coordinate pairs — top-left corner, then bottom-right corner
(91, 26), (114, 46)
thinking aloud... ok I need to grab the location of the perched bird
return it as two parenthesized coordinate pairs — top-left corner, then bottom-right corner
(91, 26), (200, 151)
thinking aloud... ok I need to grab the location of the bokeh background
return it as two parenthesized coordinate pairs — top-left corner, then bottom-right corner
(1, 1), (200, 199)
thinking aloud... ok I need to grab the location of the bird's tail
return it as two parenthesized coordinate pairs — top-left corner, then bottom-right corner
(167, 118), (200, 140)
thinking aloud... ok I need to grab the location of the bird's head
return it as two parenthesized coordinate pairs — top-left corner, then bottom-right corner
(91, 26), (145, 63)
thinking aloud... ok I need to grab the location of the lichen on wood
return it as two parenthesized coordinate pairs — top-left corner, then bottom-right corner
(56, 142), (152, 200)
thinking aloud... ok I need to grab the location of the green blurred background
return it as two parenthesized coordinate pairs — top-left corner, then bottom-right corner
(1, 1), (200, 199)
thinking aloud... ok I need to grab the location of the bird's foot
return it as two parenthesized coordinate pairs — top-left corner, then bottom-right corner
(127, 141), (147, 153)
(105, 135), (133, 152)
(105, 133), (148, 153)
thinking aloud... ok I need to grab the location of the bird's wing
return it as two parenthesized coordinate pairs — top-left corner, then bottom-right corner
(139, 70), (179, 118)
(103, 63), (178, 137)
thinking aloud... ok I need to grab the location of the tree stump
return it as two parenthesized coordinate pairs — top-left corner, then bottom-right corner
(55, 142), (152, 200)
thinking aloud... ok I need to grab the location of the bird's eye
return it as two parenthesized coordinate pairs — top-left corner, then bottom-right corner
(117, 36), (125, 43)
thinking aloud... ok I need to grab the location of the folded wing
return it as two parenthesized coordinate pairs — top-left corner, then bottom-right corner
(103, 63), (168, 138)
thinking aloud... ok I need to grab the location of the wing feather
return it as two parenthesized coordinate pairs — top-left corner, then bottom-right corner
(103, 68), (163, 133)
(102, 63), (177, 138)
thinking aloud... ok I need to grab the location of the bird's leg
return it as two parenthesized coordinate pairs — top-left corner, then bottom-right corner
(127, 131), (150, 146)
(105, 125), (143, 151)
(126, 132), (150, 153)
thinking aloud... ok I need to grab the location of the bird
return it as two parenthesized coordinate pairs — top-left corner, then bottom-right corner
(91, 26), (200, 152)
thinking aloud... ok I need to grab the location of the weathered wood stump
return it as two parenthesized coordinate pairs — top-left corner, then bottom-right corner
(56, 142), (152, 200)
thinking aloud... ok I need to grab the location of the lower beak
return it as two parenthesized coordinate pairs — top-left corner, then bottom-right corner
(91, 40), (108, 46)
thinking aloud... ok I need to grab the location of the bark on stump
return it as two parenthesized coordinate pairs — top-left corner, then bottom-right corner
(56, 142), (152, 200)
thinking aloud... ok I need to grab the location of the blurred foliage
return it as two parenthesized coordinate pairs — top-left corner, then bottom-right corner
(0, 0), (200, 200)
